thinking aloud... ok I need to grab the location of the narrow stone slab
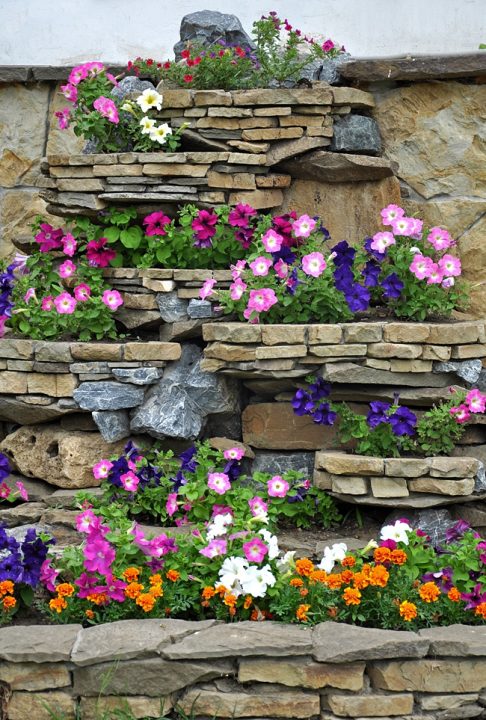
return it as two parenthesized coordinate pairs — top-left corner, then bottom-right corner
(418, 625), (486, 656)
(312, 622), (429, 662)
(179, 687), (320, 718)
(340, 53), (486, 82)
(0, 625), (81, 663)
(73, 381), (144, 410)
(369, 658), (486, 692)
(161, 621), (313, 659)
(238, 657), (365, 690)
(281, 150), (394, 182)
(0, 662), (71, 690)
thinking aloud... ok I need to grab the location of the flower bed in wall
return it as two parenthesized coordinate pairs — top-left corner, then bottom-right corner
(0, 620), (485, 720)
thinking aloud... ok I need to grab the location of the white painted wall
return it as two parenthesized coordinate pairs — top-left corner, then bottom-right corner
(0, 0), (484, 65)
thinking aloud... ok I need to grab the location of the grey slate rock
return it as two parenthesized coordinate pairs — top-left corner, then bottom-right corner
(92, 410), (131, 442)
(174, 11), (254, 60)
(111, 76), (156, 101)
(156, 292), (189, 322)
(0, 625), (82, 662)
(385, 507), (455, 546)
(73, 382), (144, 411)
(112, 367), (162, 385)
(312, 622), (429, 662)
(187, 299), (216, 319)
(318, 53), (352, 84)
(130, 382), (204, 439)
(330, 114), (382, 155)
(252, 451), (315, 478)
(475, 461), (486, 492)
(419, 624), (486, 656)
(434, 359), (482, 384)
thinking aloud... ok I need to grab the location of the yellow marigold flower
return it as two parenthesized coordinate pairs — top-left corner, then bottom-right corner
(85, 609), (95, 620)
(2, 596), (16, 610)
(343, 587), (361, 606)
(122, 567), (140, 583)
(202, 586), (216, 600)
(0, 580), (15, 597)
(296, 603), (311, 622)
(447, 587), (461, 603)
(326, 573), (343, 590)
(49, 596), (67, 613)
(166, 570), (180, 582)
(290, 577), (304, 588)
(136, 593), (156, 612)
(475, 602), (486, 619)
(56, 583), (75, 598)
(243, 595), (253, 610)
(341, 556), (356, 568)
(149, 584), (163, 599)
(309, 570), (327, 583)
(373, 547), (391, 564)
(352, 571), (370, 590)
(149, 574), (162, 586)
(124, 582), (144, 600)
(399, 600), (417, 621)
(295, 558), (315, 577)
(369, 565), (389, 588)
(419, 582), (440, 603)
(390, 549), (407, 565)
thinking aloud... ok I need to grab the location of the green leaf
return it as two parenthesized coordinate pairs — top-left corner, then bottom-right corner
(19, 585), (34, 607)
(103, 226), (121, 243)
(120, 226), (143, 249)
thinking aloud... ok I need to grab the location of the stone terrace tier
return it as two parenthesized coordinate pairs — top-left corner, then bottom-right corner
(0, 620), (485, 720)
(315, 451), (485, 508)
(202, 320), (486, 381)
(40, 84), (387, 217)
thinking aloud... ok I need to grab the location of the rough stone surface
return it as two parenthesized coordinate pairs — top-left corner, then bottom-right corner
(434, 359), (482, 384)
(330, 114), (381, 154)
(79, 696), (174, 720)
(161, 622), (313, 659)
(340, 54), (486, 82)
(7, 690), (75, 720)
(326, 691), (414, 717)
(0, 624), (81, 662)
(111, 76), (155, 101)
(187, 299), (216, 319)
(0, 425), (129, 488)
(418, 625), (486, 656)
(174, 11), (254, 59)
(312, 622), (428, 662)
(282, 150), (394, 183)
(385, 508), (456, 545)
(317, 452), (384, 476)
(251, 451), (315, 478)
(92, 410), (131, 442)
(238, 657), (364, 690)
(369, 658), (486, 692)
(111, 367), (162, 385)
(73, 381), (145, 411)
(156, 291), (189, 322)
(0, 662), (71, 690)
(178, 686), (320, 718)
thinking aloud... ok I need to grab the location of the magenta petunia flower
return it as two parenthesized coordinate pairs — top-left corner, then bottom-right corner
(192, 209), (218, 246)
(302, 252), (326, 278)
(228, 203), (257, 228)
(465, 389), (486, 414)
(54, 292), (77, 314)
(267, 475), (289, 498)
(41, 296), (54, 311)
(143, 211), (171, 236)
(83, 536), (116, 576)
(34, 223), (64, 252)
(231, 260), (247, 280)
(55, 108), (71, 130)
(86, 238), (117, 267)
(94, 574), (127, 603)
(76, 509), (98, 533)
(166, 492), (178, 517)
(199, 278), (217, 300)
(292, 214), (316, 239)
(15, 480), (28, 501)
(92, 459), (113, 480)
(274, 258), (289, 279)
(249, 256), (273, 277)
(74, 284), (91, 302)
(60, 83), (78, 102)
(207, 472), (231, 495)
(102, 289), (123, 310)
(450, 404), (471, 424)
(62, 233), (77, 256)
(40, 559), (59, 593)
(58, 259), (76, 279)
(120, 471), (139, 492)
(199, 538), (227, 558)
(243, 537), (269, 563)
(93, 96), (119, 124)
(223, 447), (245, 461)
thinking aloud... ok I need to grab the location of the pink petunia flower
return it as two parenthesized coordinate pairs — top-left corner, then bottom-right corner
(248, 496), (268, 517)
(166, 492), (178, 517)
(68, 64), (89, 85)
(0, 316), (7, 338)
(41, 296), (55, 311)
(94, 574), (127, 603)
(438, 254), (461, 277)
(371, 231), (396, 254)
(199, 538), (227, 558)
(83, 536), (116, 576)
(409, 254), (434, 280)
(249, 256), (273, 277)
(302, 252), (326, 278)
(54, 292), (77, 314)
(86, 238), (116, 267)
(292, 214), (316, 239)
(40, 559), (59, 592)
(55, 108), (71, 130)
(243, 537), (268, 563)
(199, 278), (217, 300)
(381, 204), (405, 225)
(35, 223), (64, 252)
(92, 459), (113, 480)
(230, 278), (247, 301)
(408, 217), (423, 238)
(24, 287), (36, 303)
(207, 472), (231, 495)
(58, 259), (76, 278)
(74, 284), (91, 302)
(15, 481), (28, 501)
(211, 504), (233, 518)
(450, 405), (471, 424)
(231, 260), (247, 280)
(61, 233), (77, 256)
(102, 289), (123, 310)
(76, 509), (98, 533)
(60, 83), (78, 102)
(427, 227), (453, 251)
(223, 447), (245, 461)
(391, 216), (415, 237)
(261, 229), (283, 253)
(120, 471), (139, 492)
(228, 203), (257, 228)
(465, 389), (486, 414)
(143, 211), (171, 236)
(247, 288), (278, 314)
(0, 483), (11, 499)
(274, 258), (289, 279)
(93, 96), (119, 124)
(267, 475), (289, 498)
(426, 263), (444, 285)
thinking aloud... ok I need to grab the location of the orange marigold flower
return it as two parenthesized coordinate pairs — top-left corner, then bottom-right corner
(49, 596), (67, 613)
(361, 563), (372, 577)
(341, 569), (354, 585)
(122, 567), (140, 582)
(223, 593), (237, 608)
(373, 547), (391, 564)
(419, 582), (441, 603)
(326, 573), (343, 590)
(2, 596), (16, 610)
(166, 570), (180, 582)
(399, 600), (417, 621)
(0, 580), (14, 597)
(390, 549), (407, 565)
(341, 556), (356, 568)
(86, 592), (108, 606)
(369, 565), (389, 588)
(309, 570), (327, 583)
(296, 603), (311, 622)
(136, 593), (156, 612)
(475, 602), (486, 619)
(125, 582), (144, 599)
(295, 558), (315, 577)
(85, 609), (95, 620)
(215, 584), (227, 597)
(353, 571), (370, 590)
(243, 595), (253, 609)
(56, 583), (75, 597)
(447, 587), (461, 603)
(149, 574), (162, 586)
(250, 608), (270, 621)
(290, 577), (304, 588)
(149, 584), (164, 599)
(202, 586), (216, 600)
(343, 587), (361, 606)
(300, 588), (309, 597)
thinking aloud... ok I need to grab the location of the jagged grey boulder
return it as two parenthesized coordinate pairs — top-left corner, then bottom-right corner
(156, 292), (189, 322)
(434, 359), (482, 385)
(92, 410), (131, 442)
(73, 382), (145, 411)
(187, 299), (216, 319)
(174, 11), (254, 59)
(330, 114), (382, 155)
(318, 53), (352, 84)
(111, 76), (156, 101)
(475, 462), (486, 492)
(252, 452), (315, 477)
(112, 367), (162, 385)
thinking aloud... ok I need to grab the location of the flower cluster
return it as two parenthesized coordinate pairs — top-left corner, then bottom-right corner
(0, 452), (28, 503)
(292, 380), (486, 457)
(56, 62), (182, 152)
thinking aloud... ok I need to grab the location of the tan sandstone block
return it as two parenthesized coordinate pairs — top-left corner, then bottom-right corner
(255, 344), (307, 359)
(427, 322), (481, 345)
(261, 325), (306, 345)
(27, 373), (78, 397)
(370, 477), (410, 497)
(308, 325), (343, 344)
(369, 659), (486, 692)
(238, 657), (364, 690)
(204, 343), (257, 362)
(383, 322), (430, 342)
(178, 687), (320, 718)
(327, 691), (413, 717)
(7, 691), (75, 720)
(316, 451), (384, 475)
(331, 476), (369, 495)
(0, 662), (71, 690)
(367, 343), (423, 359)
(343, 323), (383, 342)
(124, 342), (181, 361)
(408, 478), (475, 495)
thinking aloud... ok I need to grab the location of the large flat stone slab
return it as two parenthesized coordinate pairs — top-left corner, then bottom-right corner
(281, 150), (395, 183)
(340, 53), (486, 81)
(312, 622), (429, 662)
(418, 625), (486, 656)
(0, 625), (81, 663)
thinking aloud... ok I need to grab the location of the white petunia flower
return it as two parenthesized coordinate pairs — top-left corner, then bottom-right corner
(380, 520), (412, 545)
(276, 550), (296, 573)
(259, 529), (279, 560)
(206, 513), (233, 541)
(240, 564), (276, 598)
(140, 116), (156, 134)
(218, 556), (249, 595)
(149, 122), (173, 144)
(136, 88), (163, 112)
(317, 542), (348, 573)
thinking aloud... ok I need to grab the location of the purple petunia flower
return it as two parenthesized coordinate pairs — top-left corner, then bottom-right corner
(364, 236), (387, 262)
(344, 284), (370, 312)
(312, 403), (337, 426)
(363, 260), (381, 287)
(366, 401), (391, 429)
(292, 388), (314, 416)
(381, 272), (404, 299)
(388, 406), (417, 436)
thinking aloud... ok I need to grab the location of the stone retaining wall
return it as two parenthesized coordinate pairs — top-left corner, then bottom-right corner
(0, 620), (485, 720)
